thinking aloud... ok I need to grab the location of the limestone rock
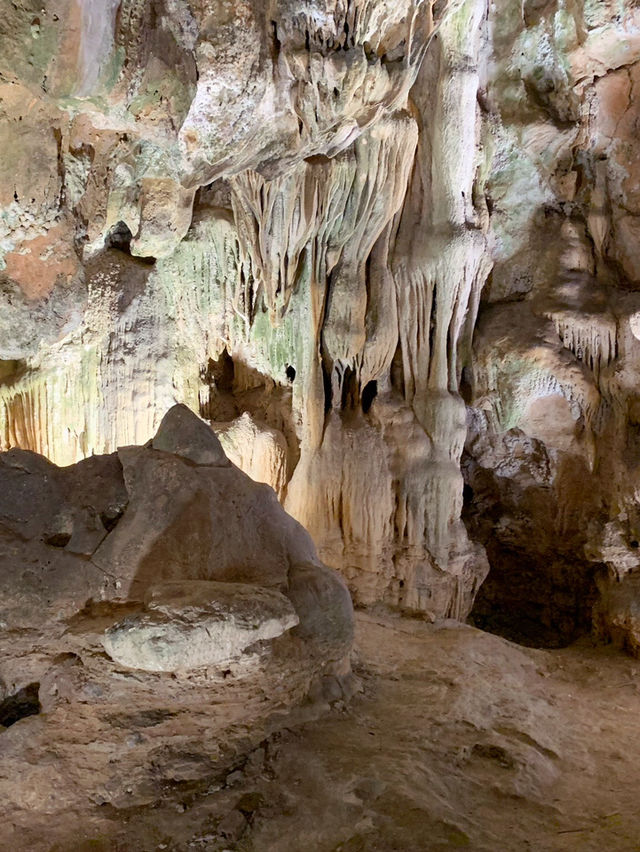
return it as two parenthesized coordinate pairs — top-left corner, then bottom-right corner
(152, 402), (229, 466)
(0, 448), (128, 626)
(8, 0), (640, 846)
(594, 572), (640, 657)
(93, 444), (317, 598)
(5, 0), (640, 646)
(0, 0), (475, 623)
(214, 412), (289, 499)
(0, 404), (354, 822)
(103, 581), (299, 672)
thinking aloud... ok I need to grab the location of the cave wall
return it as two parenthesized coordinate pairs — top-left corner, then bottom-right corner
(3, 0), (640, 639)
(466, 0), (640, 648)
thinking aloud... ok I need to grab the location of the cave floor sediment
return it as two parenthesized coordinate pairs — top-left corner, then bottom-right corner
(6, 611), (640, 852)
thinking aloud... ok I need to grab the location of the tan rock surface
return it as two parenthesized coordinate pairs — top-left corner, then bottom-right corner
(4, 612), (640, 851)
(0, 405), (354, 837)
(4, 1), (640, 844)
(0, 0), (486, 619)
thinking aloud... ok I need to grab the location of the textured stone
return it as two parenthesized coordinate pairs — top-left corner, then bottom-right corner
(0, 0), (479, 621)
(0, 404), (354, 825)
(3, 0), (640, 647)
(152, 403), (230, 467)
(103, 581), (299, 672)
(7, 0), (640, 848)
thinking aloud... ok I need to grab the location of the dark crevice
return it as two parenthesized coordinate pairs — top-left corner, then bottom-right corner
(390, 343), (405, 397)
(322, 362), (333, 415)
(270, 20), (281, 61)
(199, 351), (236, 421)
(44, 532), (72, 548)
(362, 380), (378, 414)
(101, 507), (125, 532)
(105, 221), (133, 254)
(105, 221), (155, 265)
(208, 351), (235, 394)
(428, 288), (437, 371)
(340, 366), (358, 411)
(304, 153), (333, 166)
(460, 366), (473, 405)
(0, 359), (28, 387)
(0, 683), (41, 728)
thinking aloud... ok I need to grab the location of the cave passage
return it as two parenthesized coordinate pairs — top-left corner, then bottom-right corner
(468, 546), (599, 649)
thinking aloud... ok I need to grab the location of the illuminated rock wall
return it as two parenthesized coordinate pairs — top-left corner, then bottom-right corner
(4, 0), (640, 637)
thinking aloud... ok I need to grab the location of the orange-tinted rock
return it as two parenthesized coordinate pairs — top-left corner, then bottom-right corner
(3, 222), (80, 300)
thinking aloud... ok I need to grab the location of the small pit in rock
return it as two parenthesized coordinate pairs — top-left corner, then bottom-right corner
(44, 532), (72, 548)
(0, 682), (41, 728)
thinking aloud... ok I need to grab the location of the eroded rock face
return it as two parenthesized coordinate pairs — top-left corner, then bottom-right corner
(461, 0), (640, 651)
(0, 404), (354, 820)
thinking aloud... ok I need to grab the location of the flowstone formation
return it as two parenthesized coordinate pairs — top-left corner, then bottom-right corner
(0, 404), (354, 836)
(4, 0), (640, 650)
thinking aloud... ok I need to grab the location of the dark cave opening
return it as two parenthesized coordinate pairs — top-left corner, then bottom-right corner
(462, 453), (599, 649)
(361, 380), (378, 413)
(467, 543), (599, 649)
(105, 221), (155, 265)
(105, 221), (133, 254)
(209, 350), (235, 393)
(0, 682), (41, 729)
(0, 359), (27, 386)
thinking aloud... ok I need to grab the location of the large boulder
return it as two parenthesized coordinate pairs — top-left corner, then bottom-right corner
(0, 404), (354, 823)
(0, 449), (128, 625)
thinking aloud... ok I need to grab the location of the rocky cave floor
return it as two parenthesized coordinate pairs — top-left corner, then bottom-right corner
(7, 611), (640, 852)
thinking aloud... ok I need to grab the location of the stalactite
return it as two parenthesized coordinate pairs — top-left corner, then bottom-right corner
(383, 0), (492, 600)
(553, 314), (618, 381)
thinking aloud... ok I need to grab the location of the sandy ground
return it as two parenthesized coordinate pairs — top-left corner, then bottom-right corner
(8, 611), (640, 852)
